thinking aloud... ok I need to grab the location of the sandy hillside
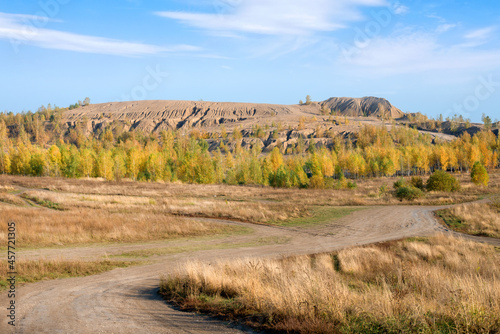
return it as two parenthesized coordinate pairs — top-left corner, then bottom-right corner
(61, 97), (460, 151)
(63, 97), (404, 133)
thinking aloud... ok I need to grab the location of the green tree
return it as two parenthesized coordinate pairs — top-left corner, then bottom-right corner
(482, 113), (492, 130)
(426, 170), (460, 192)
(29, 151), (45, 176)
(471, 162), (489, 186)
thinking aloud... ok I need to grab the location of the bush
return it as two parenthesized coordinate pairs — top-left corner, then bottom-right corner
(426, 170), (460, 192)
(379, 185), (388, 196)
(346, 181), (357, 189)
(395, 186), (424, 201)
(410, 176), (425, 190)
(393, 178), (405, 190)
(471, 162), (489, 186)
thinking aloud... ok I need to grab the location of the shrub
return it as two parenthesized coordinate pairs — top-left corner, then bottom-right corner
(347, 181), (357, 189)
(410, 176), (425, 190)
(395, 186), (424, 201)
(393, 178), (405, 190)
(471, 162), (489, 186)
(426, 170), (460, 192)
(379, 184), (388, 196)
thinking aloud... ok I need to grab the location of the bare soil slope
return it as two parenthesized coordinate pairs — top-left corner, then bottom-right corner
(63, 97), (404, 135)
(60, 97), (463, 152)
(322, 96), (403, 118)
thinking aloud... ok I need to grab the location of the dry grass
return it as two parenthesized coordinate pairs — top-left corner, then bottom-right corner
(10, 189), (304, 224)
(0, 206), (240, 248)
(161, 234), (500, 333)
(438, 199), (500, 238)
(0, 192), (27, 206)
(0, 258), (134, 289)
(160, 198), (305, 223)
(0, 173), (498, 248)
(2, 170), (499, 211)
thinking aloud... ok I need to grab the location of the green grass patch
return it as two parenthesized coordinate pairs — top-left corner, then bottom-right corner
(0, 259), (136, 290)
(435, 209), (465, 230)
(20, 194), (64, 210)
(275, 206), (364, 227)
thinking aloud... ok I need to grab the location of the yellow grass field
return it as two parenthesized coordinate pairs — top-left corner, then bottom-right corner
(161, 234), (500, 333)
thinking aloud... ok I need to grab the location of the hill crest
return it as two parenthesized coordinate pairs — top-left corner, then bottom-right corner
(63, 96), (405, 134)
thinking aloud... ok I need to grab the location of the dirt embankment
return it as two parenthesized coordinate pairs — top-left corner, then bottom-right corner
(60, 97), (412, 151)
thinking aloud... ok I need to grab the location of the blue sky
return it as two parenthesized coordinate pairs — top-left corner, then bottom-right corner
(1, 1), (499, 122)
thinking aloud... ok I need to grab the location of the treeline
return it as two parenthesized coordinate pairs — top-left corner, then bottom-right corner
(0, 112), (498, 187)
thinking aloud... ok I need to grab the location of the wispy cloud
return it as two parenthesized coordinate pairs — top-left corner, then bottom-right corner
(0, 12), (200, 56)
(464, 26), (496, 41)
(342, 32), (500, 75)
(392, 4), (409, 15)
(457, 26), (497, 48)
(436, 23), (457, 33)
(156, 0), (387, 36)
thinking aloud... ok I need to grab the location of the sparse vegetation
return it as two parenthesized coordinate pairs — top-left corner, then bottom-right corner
(0, 200), (243, 248)
(0, 259), (133, 290)
(275, 206), (363, 227)
(437, 199), (500, 238)
(161, 234), (500, 334)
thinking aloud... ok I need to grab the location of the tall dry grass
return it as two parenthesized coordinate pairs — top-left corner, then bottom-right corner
(0, 258), (133, 289)
(444, 200), (500, 238)
(161, 234), (500, 333)
(13, 189), (304, 223)
(3, 170), (499, 210)
(0, 206), (237, 248)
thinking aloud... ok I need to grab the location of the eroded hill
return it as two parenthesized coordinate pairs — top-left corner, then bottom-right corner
(64, 97), (403, 132)
(61, 97), (414, 151)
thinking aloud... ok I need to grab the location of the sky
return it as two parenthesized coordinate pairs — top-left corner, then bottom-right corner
(1, 0), (500, 122)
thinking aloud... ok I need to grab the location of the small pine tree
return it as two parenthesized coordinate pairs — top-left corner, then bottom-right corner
(471, 162), (489, 186)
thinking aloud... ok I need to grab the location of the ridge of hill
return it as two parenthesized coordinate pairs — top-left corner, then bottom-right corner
(63, 96), (405, 135)
(60, 97), (465, 152)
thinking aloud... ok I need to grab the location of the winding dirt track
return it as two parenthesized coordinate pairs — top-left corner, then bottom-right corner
(1, 204), (497, 334)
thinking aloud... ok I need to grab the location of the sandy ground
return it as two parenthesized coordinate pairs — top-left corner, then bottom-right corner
(1, 202), (498, 333)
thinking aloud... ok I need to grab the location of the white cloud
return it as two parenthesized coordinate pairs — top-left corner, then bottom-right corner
(456, 26), (497, 48)
(464, 26), (496, 40)
(342, 33), (500, 75)
(156, 0), (388, 36)
(0, 12), (199, 56)
(392, 4), (409, 15)
(436, 23), (457, 33)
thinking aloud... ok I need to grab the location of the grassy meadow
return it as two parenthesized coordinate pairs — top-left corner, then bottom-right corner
(161, 234), (500, 334)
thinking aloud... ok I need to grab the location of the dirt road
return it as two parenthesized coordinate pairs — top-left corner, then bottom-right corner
(0, 204), (493, 333)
